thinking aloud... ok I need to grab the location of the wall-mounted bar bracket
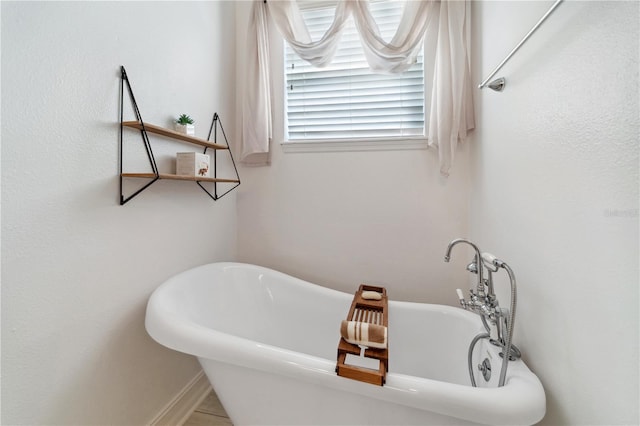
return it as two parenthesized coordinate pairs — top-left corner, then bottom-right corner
(487, 77), (506, 92)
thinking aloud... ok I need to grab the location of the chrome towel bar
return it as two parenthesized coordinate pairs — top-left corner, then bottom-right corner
(479, 0), (564, 91)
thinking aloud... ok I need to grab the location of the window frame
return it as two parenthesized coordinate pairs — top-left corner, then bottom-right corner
(275, 1), (433, 153)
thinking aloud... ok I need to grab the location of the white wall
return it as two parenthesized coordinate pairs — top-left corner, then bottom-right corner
(234, 1), (472, 304)
(1, 2), (237, 424)
(471, 1), (639, 425)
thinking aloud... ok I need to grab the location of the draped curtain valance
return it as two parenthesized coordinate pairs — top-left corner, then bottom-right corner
(241, 0), (475, 176)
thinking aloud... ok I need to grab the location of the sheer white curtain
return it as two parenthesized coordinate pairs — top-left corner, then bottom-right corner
(241, 1), (271, 163)
(428, 0), (474, 176)
(351, 0), (438, 73)
(241, 0), (474, 176)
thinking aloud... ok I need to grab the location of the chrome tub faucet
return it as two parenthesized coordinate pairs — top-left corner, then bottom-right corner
(444, 238), (520, 387)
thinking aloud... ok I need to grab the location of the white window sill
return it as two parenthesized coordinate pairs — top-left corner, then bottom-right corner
(281, 137), (429, 153)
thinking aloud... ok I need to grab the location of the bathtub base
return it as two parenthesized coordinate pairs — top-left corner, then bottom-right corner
(200, 358), (482, 426)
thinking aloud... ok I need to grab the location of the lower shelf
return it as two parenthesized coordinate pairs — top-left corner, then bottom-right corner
(120, 172), (241, 204)
(121, 172), (240, 183)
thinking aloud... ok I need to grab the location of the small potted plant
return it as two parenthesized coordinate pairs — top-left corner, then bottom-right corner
(175, 114), (195, 136)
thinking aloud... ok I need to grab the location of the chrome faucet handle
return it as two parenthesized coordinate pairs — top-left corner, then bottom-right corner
(456, 288), (467, 308)
(457, 289), (487, 314)
(466, 259), (479, 274)
(458, 287), (497, 320)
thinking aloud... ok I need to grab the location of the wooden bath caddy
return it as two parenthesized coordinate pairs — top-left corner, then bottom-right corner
(336, 284), (388, 386)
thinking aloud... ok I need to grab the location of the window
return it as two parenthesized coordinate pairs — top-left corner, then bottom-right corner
(284, 1), (425, 143)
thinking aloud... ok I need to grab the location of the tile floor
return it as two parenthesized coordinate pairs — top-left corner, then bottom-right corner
(184, 390), (232, 426)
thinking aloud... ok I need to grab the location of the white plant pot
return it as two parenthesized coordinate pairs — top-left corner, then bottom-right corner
(175, 123), (195, 136)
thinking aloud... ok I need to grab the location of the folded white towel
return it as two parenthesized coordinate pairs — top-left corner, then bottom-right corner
(340, 320), (387, 349)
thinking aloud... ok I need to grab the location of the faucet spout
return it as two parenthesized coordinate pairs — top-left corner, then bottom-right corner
(444, 238), (480, 262)
(444, 238), (485, 294)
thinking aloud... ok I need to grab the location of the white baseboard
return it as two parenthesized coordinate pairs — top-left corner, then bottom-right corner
(149, 370), (212, 426)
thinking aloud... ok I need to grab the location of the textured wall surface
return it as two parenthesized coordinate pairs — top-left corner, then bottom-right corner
(1, 2), (237, 424)
(471, 1), (639, 424)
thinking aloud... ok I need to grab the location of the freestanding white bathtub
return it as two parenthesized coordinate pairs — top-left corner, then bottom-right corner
(145, 262), (545, 425)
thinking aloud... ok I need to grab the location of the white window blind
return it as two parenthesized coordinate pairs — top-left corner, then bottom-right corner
(285, 1), (425, 141)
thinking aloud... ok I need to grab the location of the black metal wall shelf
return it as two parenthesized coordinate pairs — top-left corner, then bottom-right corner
(119, 66), (240, 205)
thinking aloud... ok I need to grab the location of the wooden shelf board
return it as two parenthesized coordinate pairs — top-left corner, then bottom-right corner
(122, 173), (240, 183)
(122, 121), (229, 150)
